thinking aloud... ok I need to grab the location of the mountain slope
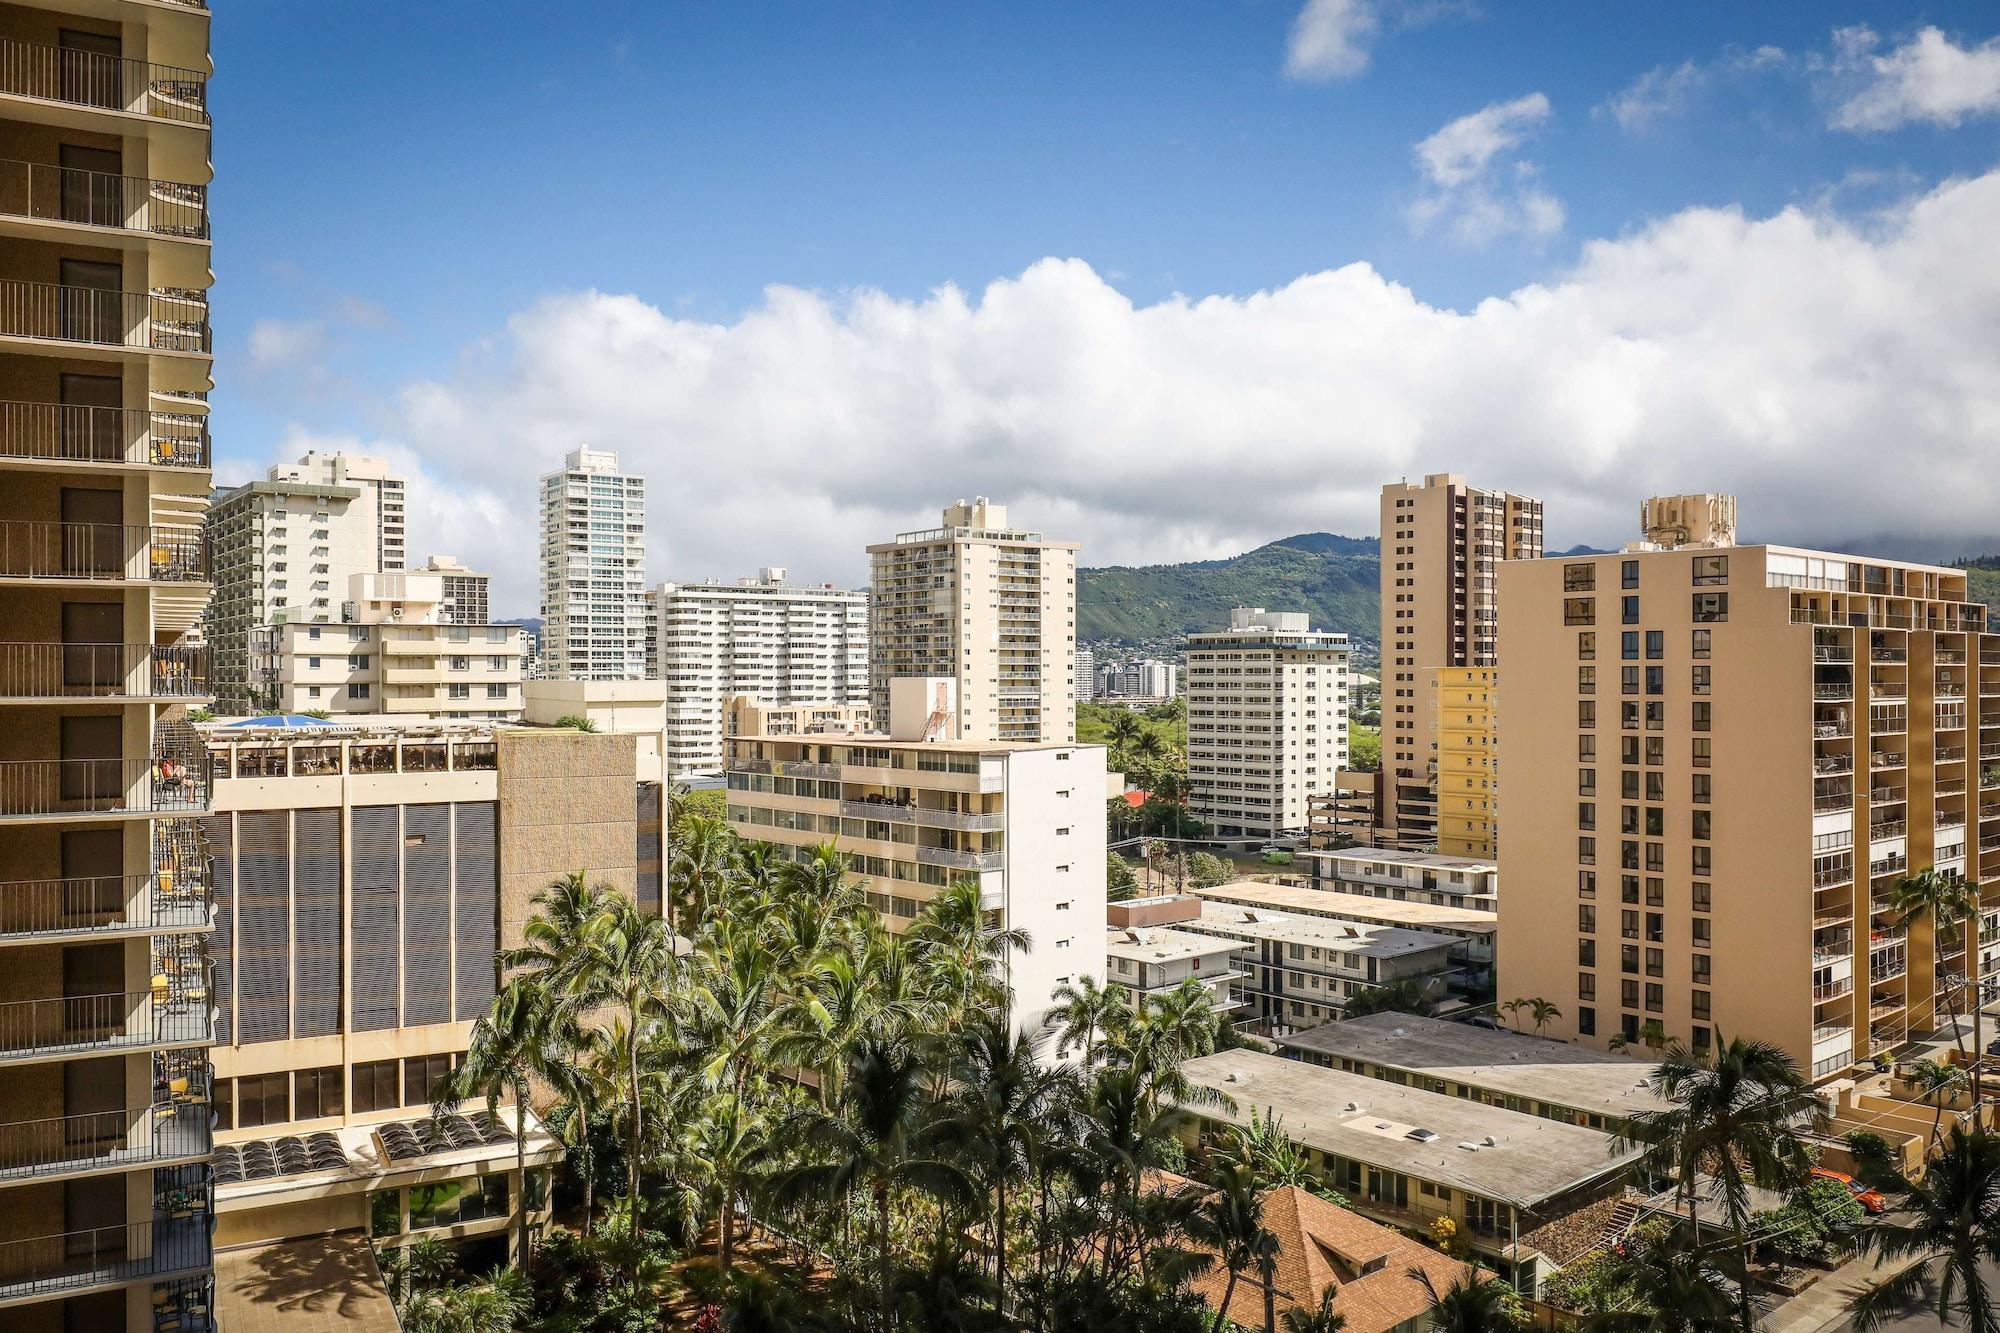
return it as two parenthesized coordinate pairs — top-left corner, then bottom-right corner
(1079, 534), (1380, 650)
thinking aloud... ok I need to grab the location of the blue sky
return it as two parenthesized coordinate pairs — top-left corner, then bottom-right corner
(208, 2), (2000, 612)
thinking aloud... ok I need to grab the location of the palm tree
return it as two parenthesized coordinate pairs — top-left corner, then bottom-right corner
(1410, 1266), (1518, 1333)
(1904, 1056), (1969, 1147)
(435, 978), (554, 1260)
(1581, 1221), (1737, 1333)
(1888, 868), (1979, 1073)
(1853, 1125), (2000, 1333)
(908, 877), (1031, 1022)
(1219, 1106), (1318, 1193)
(1045, 974), (1126, 1064)
(942, 1014), (1063, 1308)
(398, 1269), (532, 1333)
(501, 871), (611, 990)
(1619, 1035), (1820, 1333)
(1340, 977), (1439, 1019)
(574, 894), (679, 1234)
(1527, 997), (1561, 1036)
(1185, 1163), (1278, 1333)
(773, 1038), (973, 1330)
(1282, 1286), (1346, 1333)
(670, 812), (740, 933)
(1499, 998), (1528, 1031)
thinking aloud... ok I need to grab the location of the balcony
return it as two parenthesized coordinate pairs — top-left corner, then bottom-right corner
(0, 402), (206, 469)
(1870, 751), (1906, 772)
(1814, 683), (1853, 701)
(0, 158), (205, 241)
(0, 522), (205, 583)
(839, 800), (1003, 832)
(0, 1214), (211, 1305)
(0, 872), (209, 946)
(0, 643), (206, 700)
(1869, 819), (1908, 840)
(0, 987), (208, 1063)
(0, 278), (207, 355)
(0, 35), (208, 125)
(914, 846), (1005, 872)
(0, 1101), (209, 1185)
(0, 757), (207, 819)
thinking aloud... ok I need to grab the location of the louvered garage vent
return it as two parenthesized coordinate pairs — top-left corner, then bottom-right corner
(351, 805), (401, 1031)
(236, 809), (291, 1044)
(402, 804), (452, 1027)
(454, 802), (497, 1022)
(293, 808), (342, 1038)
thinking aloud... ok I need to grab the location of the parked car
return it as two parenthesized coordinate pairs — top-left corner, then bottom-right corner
(1811, 1166), (1887, 1215)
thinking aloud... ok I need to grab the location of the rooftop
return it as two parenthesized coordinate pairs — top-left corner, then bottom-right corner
(1197, 881), (1498, 935)
(733, 731), (1103, 755)
(1276, 1013), (1670, 1120)
(1305, 847), (1500, 876)
(1177, 1050), (1633, 1209)
(1191, 903), (1461, 960)
(1105, 924), (1243, 966)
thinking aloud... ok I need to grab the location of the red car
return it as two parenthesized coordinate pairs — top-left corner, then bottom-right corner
(1812, 1167), (1887, 1215)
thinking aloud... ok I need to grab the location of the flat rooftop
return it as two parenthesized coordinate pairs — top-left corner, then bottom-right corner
(1305, 848), (1500, 875)
(732, 732), (1102, 755)
(1178, 1051), (1633, 1209)
(1107, 924), (1242, 965)
(1277, 1013), (1669, 1120)
(1197, 881), (1498, 935)
(1191, 903), (1460, 959)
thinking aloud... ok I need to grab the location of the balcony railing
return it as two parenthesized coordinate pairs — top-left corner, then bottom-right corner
(0, 401), (207, 468)
(0, 1101), (209, 1183)
(0, 1215), (211, 1303)
(0, 158), (205, 239)
(0, 522), (205, 582)
(0, 278), (208, 353)
(915, 846), (1006, 872)
(0, 988), (208, 1061)
(0, 35), (208, 124)
(0, 643), (206, 699)
(0, 872), (209, 943)
(840, 800), (1004, 831)
(0, 758), (207, 818)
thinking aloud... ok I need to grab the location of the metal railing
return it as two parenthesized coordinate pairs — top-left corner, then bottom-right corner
(0, 872), (209, 942)
(0, 401), (207, 468)
(0, 643), (207, 699)
(0, 35), (208, 124)
(0, 757), (208, 817)
(0, 278), (208, 352)
(0, 1102), (209, 1182)
(0, 522), (206, 581)
(0, 158), (205, 239)
(839, 800), (1003, 831)
(0, 1215), (211, 1300)
(915, 846), (1006, 872)
(0, 988), (209, 1060)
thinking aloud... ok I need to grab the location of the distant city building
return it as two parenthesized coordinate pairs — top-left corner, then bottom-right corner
(1304, 846), (1499, 908)
(269, 449), (407, 571)
(538, 448), (648, 681)
(653, 568), (869, 778)
(1076, 648), (1096, 703)
(725, 694), (874, 742)
(1186, 608), (1348, 840)
(868, 498), (1078, 743)
(424, 553), (491, 625)
(1436, 666), (1498, 858)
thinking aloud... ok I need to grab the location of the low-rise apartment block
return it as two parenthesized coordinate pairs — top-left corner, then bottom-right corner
(1305, 847), (1499, 909)
(1103, 918), (1245, 1017)
(1196, 879), (1497, 980)
(725, 678), (1106, 1028)
(1185, 899), (1461, 1032)
(1186, 609), (1348, 842)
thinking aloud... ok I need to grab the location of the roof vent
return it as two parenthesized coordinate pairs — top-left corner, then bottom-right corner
(1482, 1135), (1498, 1147)
(1406, 1128), (1439, 1143)
(1457, 1141), (1484, 1152)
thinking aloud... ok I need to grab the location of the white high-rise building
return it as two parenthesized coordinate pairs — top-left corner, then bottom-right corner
(867, 497), (1079, 744)
(538, 449), (649, 681)
(1076, 648), (1097, 703)
(653, 568), (869, 778)
(1187, 608), (1350, 841)
(268, 450), (408, 572)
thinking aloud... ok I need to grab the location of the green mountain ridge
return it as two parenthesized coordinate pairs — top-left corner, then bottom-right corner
(1078, 532), (1382, 650)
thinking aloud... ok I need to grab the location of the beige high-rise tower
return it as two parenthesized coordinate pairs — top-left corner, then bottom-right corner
(868, 498), (1078, 744)
(1497, 496), (1999, 1079)
(0, 0), (218, 1324)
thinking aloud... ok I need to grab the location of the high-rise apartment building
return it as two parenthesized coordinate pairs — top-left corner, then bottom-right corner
(1111, 659), (1178, 701)
(0, 0), (219, 1323)
(538, 449), (648, 682)
(652, 568), (868, 779)
(1330, 475), (1541, 849)
(424, 554), (489, 626)
(1075, 648), (1096, 703)
(867, 498), (1078, 744)
(1186, 609), (1349, 841)
(1497, 495), (2000, 1080)
(267, 451), (406, 573)
(1436, 666), (1498, 858)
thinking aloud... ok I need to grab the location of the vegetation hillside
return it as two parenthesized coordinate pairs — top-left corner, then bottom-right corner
(1079, 533), (1380, 652)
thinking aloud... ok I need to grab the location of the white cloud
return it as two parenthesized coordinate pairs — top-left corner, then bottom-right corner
(1284, 0), (1380, 81)
(245, 168), (2000, 616)
(1827, 25), (2000, 130)
(1408, 94), (1563, 246)
(245, 317), (325, 373)
(1598, 47), (1788, 132)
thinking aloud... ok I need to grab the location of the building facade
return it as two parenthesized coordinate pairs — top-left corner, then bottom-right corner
(1496, 499), (2000, 1078)
(1305, 847), (1499, 908)
(266, 451), (406, 575)
(867, 498), (1078, 745)
(1346, 475), (1541, 849)
(1186, 900), (1460, 1032)
(1186, 609), (1348, 841)
(537, 449), (647, 682)
(1436, 667), (1498, 858)
(653, 569), (868, 779)
(1075, 648), (1095, 704)
(1104, 923), (1244, 1017)
(0, 0), (219, 1323)
(423, 555), (489, 627)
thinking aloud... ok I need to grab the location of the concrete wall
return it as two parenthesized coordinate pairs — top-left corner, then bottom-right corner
(495, 729), (641, 951)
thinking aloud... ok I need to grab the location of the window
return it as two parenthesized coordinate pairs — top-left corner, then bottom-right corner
(1564, 563), (1597, 591)
(235, 1072), (289, 1129)
(1692, 917), (1712, 947)
(371, 1190), (401, 1239)
(1692, 810), (1712, 840)
(1579, 768), (1597, 794)
(1691, 666), (1711, 695)
(1578, 905), (1596, 932)
(1692, 881), (1712, 912)
(1578, 1006), (1596, 1036)
(1564, 598), (1596, 626)
(1578, 666), (1596, 694)
(1645, 667), (1664, 696)
(1579, 735), (1596, 762)
(449, 656), (470, 671)
(1578, 632), (1596, 660)
(348, 683), (371, 700)
(1692, 628), (1712, 658)
(1622, 979), (1640, 1008)
(447, 683), (470, 699)
(1622, 596), (1640, 625)
(1693, 954), (1712, 984)
(405, 1054), (457, 1107)
(1692, 846), (1712, 875)
(1692, 702), (1712, 732)
(1691, 737), (1711, 768)
(1578, 701), (1596, 729)
(1622, 666), (1640, 695)
(1578, 802), (1596, 831)
(1578, 836), (1596, 866)
(348, 654), (370, 670)
(1645, 630), (1664, 660)
(1579, 972), (1597, 1000)
(1693, 554), (1728, 585)
(1578, 870), (1596, 898)
(488, 656), (509, 670)
(1644, 983), (1664, 1013)
(1622, 559), (1639, 589)
(1692, 592), (1729, 623)
(1579, 939), (1597, 966)
(353, 1059), (399, 1113)
(1621, 631), (1639, 660)
(487, 684), (507, 698)
(295, 1066), (343, 1120)
(1692, 991), (1712, 1020)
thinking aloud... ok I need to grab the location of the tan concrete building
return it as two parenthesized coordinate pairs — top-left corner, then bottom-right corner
(724, 693), (872, 744)
(1185, 608), (1348, 842)
(1304, 846), (1498, 908)
(725, 678), (1107, 1030)
(1437, 665), (1498, 858)
(1334, 475), (1541, 850)
(0, 0), (218, 1323)
(1496, 498), (1999, 1079)
(867, 498), (1078, 745)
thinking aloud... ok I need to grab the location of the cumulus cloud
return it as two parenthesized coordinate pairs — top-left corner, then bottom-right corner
(244, 168), (2000, 616)
(1284, 0), (1380, 81)
(245, 317), (326, 373)
(1408, 93), (1563, 246)
(1599, 46), (1787, 131)
(1826, 25), (2000, 130)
